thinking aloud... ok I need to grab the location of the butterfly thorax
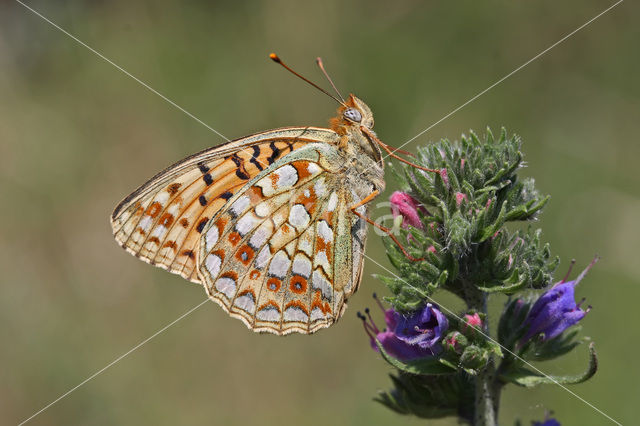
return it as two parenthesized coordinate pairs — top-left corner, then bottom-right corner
(330, 94), (385, 195)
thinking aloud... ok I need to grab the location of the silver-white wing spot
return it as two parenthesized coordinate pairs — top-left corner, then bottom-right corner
(292, 254), (312, 278)
(230, 195), (251, 217)
(205, 226), (219, 252)
(284, 306), (309, 322)
(289, 204), (311, 229)
(268, 250), (291, 279)
(205, 253), (222, 278)
(234, 293), (256, 313)
(215, 277), (236, 300)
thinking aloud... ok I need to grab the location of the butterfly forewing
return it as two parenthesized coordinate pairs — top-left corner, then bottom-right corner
(111, 128), (328, 283)
(197, 143), (369, 335)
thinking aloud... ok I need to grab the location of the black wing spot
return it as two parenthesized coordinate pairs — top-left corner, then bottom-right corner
(203, 173), (213, 186)
(250, 145), (264, 171)
(236, 169), (250, 180)
(230, 154), (242, 167)
(220, 191), (233, 200)
(196, 217), (209, 233)
(230, 153), (250, 180)
(167, 183), (182, 196)
(198, 162), (210, 174)
(267, 141), (280, 165)
(199, 195), (207, 206)
(284, 141), (294, 153)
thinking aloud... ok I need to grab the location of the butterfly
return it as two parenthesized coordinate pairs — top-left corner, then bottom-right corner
(111, 54), (436, 335)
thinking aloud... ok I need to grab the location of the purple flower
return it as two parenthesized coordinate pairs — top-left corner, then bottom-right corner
(390, 191), (425, 230)
(394, 304), (449, 349)
(522, 258), (597, 343)
(359, 295), (448, 361)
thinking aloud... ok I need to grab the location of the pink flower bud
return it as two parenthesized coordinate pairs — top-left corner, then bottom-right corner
(439, 168), (449, 188)
(455, 192), (468, 207)
(464, 313), (482, 328)
(390, 191), (425, 230)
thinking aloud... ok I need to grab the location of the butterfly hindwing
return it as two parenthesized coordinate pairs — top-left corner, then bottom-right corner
(198, 142), (370, 335)
(110, 127), (331, 283)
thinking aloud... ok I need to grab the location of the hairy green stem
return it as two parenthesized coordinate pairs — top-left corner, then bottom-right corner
(471, 293), (499, 425)
(474, 359), (499, 425)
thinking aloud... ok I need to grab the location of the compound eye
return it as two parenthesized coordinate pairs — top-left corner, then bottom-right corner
(343, 108), (362, 122)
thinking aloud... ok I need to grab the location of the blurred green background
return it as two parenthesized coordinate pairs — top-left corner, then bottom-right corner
(1, 1), (638, 425)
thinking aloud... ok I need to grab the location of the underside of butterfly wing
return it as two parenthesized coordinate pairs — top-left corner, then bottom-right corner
(198, 143), (370, 335)
(110, 127), (332, 283)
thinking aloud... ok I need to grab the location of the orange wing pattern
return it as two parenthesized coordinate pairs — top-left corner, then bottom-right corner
(110, 128), (330, 283)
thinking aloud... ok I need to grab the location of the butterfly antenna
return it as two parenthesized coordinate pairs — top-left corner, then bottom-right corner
(269, 53), (346, 106)
(315, 57), (346, 104)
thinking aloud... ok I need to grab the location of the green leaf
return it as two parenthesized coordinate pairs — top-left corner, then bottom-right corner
(375, 339), (456, 376)
(477, 277), (528, 294)
(526, 326), (588, 362)
(374, 373), (471, 420)
(500, 342), (598, 387)
(438, 357), (459, 371)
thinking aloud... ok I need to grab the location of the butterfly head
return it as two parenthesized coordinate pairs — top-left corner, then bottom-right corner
(331, 94), (375, 134)
(330, 94), (386, 172)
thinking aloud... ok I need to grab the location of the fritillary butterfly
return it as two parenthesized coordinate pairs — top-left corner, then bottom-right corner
(111, 54), (434, 335)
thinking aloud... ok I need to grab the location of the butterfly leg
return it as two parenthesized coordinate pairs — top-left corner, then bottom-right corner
(360, 126), (439, 173)
(368, 136), (415, 157)
(349, 190), (424, 262)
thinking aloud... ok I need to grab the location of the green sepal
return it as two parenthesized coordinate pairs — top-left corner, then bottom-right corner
(405, 165), (435, 204)
(458, 345), (488, 374)
(497, 297), (530, 350)
(505, 194), (550, 221)
(438, 358), (460, 371)
(477, 275), (529, 294)
(443, 331), (468, 355)
(477, 201), (507, 242)
(446, 211), (472, 256)
(525, 326), (589, 362)
(500, 342), (598, 387)
(488, 340), (504, 359)
(484, 155), (521, 187)
(465, 228), (558, 295)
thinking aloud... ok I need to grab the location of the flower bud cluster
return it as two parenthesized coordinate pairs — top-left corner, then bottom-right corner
(369, 129), (598, 424)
